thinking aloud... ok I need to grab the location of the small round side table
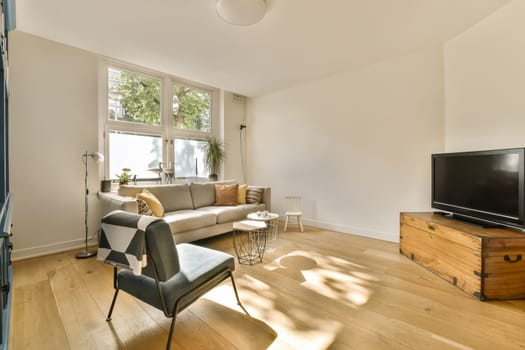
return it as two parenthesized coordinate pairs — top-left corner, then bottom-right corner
(232, 220), (267, 265)
(247, 212), (279, 251)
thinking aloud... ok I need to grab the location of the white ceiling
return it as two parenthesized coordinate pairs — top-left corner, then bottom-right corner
(15, 0), (509, 97)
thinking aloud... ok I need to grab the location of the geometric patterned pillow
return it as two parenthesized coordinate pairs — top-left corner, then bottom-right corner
(137, 198), (153, 216)
(246, 187), (264, 204)
(136, 189), (164, 217)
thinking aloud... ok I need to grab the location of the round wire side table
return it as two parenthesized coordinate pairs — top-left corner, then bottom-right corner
(232, 220), (267, 265)
(246, 212), (279, 252)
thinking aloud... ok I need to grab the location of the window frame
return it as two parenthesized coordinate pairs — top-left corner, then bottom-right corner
(101, 61), (218, 181)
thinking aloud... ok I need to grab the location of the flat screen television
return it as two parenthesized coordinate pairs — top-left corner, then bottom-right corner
(431, 148), (525, 229)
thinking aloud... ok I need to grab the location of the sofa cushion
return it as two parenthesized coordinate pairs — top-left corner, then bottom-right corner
(246, 187), (264, 204)
(197, 203), (265, 224)
(190, 183), (215, 208)
(153, 184), (193, 212)
(119, 184), (194, 212)
(237, 184), (247, 204)
(136, 189), (164, 217)
(118, 185), (148, 198)
(215, 184), (239, 206)
(163, 210), (217, 234)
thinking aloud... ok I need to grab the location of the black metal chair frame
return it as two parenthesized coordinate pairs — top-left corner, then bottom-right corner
(105, 243), (245, 350)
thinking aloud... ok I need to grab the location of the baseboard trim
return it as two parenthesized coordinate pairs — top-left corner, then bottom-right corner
(282, 217), (397, 243)
(12, 239), (97, 261)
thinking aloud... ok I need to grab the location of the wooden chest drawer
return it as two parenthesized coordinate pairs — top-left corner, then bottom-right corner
(400, 212), (525, 300)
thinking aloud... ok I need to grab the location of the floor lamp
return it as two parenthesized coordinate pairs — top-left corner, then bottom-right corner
(76, 151), (104, 259)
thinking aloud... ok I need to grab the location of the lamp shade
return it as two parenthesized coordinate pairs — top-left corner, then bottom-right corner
(88, 152), (104, 163)
(216, 0), (266, 26)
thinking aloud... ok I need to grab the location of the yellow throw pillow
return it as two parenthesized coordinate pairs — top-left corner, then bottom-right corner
(237, 184), (247, 204)
(136, 189), (164, 217)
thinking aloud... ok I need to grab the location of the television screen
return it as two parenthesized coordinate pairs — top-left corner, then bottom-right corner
(432, 148), (525, 227)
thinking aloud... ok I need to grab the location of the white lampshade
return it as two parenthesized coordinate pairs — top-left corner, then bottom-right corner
(216, 0), (266, 26)
(87, 152), (104, 163)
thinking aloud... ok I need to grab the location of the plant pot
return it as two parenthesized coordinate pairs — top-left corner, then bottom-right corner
(208, 174), (218, 181)
(101, 180), (112, 192)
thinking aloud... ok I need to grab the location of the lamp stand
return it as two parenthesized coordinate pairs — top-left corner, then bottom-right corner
(76, 151), (97, 259)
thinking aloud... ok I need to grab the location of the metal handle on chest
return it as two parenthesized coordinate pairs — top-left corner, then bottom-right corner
(504, 254), (522, 263)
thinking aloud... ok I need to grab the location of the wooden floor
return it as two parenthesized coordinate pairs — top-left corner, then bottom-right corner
(10, 225), (525, 350)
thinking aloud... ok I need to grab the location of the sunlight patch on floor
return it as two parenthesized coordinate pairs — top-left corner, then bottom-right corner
(264, 259), (286, 272)
(239, 279), (343, 350)
(204, 274), (276, 312)
(431, 334), (475, 350)
(205, 274), (344, 350)
(202, 252), (378, 348)
(266, 319), (343, 350)
(274, 250), (377, 308)
(302, 269), (371, 307)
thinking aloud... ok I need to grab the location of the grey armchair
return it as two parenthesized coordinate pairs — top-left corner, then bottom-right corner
(98, 210), (244, 350)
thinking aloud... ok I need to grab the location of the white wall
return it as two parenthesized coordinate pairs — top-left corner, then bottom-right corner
(8, 30), (446, 255)
(9, 31), (100, 259)
(444, 1), (525, 151)
(222, 91), (246, 182)
(246, 48), (444, 242)
(9, 32), (243, 259)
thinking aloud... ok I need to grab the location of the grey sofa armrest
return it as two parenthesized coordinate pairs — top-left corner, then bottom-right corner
(98, 192), (138, 215)
(248, 185), (271, 211)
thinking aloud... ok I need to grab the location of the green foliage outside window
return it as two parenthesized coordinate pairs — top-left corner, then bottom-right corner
(173, 84), (211, 132)
(111, 70), (161, 125)
(108, 68), (211, 132)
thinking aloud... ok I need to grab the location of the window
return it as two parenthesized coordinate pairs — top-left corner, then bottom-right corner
(173, 83), (211, 132)
(174, 138), (207, 179)
(108, 68), (161, 126)
(104, 65), (215, 181)
(109, 132), (162, 180)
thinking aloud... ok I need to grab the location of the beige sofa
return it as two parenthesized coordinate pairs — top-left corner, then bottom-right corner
(99, 182), (271, 243)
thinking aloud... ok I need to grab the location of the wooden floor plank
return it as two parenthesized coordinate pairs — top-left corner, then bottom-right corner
(137, 300), (237, 350)
(11, 281), (70, 350)
(191, 297), (277, 350)
(10, 225), (525, 350)
(47, 263), (122, 349)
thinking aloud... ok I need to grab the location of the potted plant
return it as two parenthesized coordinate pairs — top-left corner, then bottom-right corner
(116, 168), (132, 185)
(201, 137), (224, 181)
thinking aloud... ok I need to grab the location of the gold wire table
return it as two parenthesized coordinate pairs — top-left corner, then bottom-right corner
(232, 220), (267, 265)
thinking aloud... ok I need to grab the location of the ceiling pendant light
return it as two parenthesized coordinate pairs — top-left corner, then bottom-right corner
(216, 0), (267, 26)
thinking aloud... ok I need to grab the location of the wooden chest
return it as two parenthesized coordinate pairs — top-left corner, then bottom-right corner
(400, 212), (525, 300)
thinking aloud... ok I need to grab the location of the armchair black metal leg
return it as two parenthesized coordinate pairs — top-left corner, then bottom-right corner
(230, 273), (249, 316)
(106, 289), (119, 321)
(230, 273), (242, 305)
(166, 314), (177, 350)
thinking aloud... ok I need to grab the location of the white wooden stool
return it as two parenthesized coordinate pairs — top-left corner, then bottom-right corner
(284, 196), (303, 232)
